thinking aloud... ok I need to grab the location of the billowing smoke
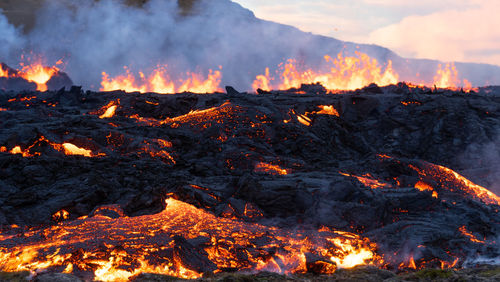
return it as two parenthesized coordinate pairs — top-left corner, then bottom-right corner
(1, 0), (500, 91)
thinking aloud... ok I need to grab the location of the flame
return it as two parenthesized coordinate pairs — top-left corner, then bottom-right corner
(0, 198), (380, 280)
(101, 66), (222, 94)
(253, 52), (398, 92)
(254, 162), (289, 175)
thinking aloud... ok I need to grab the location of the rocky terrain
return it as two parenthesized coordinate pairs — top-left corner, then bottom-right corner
(0, 83), (498, 281)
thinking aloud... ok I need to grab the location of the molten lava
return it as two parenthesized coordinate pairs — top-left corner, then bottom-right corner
(253, 52), (399, 91)
(6, 136), (103, 158)
(101, 66), (222, 94)
(0, 198), (380, 281)
(0, 61), (60, 91)
(254, 162), (289, 175)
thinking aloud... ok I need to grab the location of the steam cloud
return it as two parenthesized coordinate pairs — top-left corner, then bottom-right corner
(1, 0), (500, 91)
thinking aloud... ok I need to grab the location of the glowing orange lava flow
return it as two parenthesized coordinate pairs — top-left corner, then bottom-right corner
(411, 162), (500, 205)
(253, 52), (399, 91)
(5, 136), (103, 158)
(254, 162), (289, 175)
(101, 66), (222, 94)
(0, 61), (60, 91)
(0, 198), (380, 281)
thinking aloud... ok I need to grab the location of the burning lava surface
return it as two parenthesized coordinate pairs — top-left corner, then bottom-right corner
(0, 82), (499, 281)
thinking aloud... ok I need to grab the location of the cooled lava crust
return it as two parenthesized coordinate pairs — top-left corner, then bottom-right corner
(0, 83), (499, 280)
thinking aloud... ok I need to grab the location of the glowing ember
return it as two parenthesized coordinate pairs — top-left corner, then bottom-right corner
(253, 52), (399, 91)
(101, 66), (222, 94)
(0, 198), (380, 280)
(254, 162), (289, 175)
(411, 162), (500, 205)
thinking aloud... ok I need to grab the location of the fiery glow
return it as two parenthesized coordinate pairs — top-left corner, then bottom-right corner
(0, 61), (60, 91)
(254, 162), (289, 175)
(253, 52), (398, 91)
(414, 181), (438, 198)
(0, 198), (380, 280)
(459, 226), (484, 243)
(101, 67), (222, 94)
(98, 100), (120, 119)
(433, 63), (472, 90)
(316, 105), (339, 116)
(411, 162), (500, 205)
(6, 136), (103, 158)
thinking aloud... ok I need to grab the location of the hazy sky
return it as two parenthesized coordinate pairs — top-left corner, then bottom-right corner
(232, 0), (500, 66)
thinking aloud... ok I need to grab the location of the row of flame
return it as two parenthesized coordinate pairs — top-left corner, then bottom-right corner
(1, 52), (472, 94)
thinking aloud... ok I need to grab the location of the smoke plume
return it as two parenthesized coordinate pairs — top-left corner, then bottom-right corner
(1, 0), (500, 90)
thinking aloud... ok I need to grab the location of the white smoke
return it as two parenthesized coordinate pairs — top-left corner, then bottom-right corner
(1, 0), (500, 90)
(458, 132), (500, 196)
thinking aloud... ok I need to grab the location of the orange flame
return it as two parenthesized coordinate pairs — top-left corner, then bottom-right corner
(101, 66), (222, 94)
(414, 181), (438, 198)
(1, 60), (60, 92)
(253, 52), (398, 92)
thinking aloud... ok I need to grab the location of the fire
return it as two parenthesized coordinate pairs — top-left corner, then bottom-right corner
(253, 52), (399, 91)
(414, 181), (438, 198)
(0, 198), (380, 280)
(254, 162), (289, 175)
(101, 66), (222, 94)
(0, 61), (60, 91)
(62, 143), (93, 157)
(433, 63), (472, 90)
(411, 162), (500, 205)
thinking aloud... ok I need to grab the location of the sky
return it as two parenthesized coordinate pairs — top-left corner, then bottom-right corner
(232, 0), (500, 66)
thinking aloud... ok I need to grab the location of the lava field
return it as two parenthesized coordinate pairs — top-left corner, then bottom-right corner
(0, 83), (499, 281)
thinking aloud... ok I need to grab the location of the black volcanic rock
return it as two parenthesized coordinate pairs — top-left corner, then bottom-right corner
(0, 84), (499, 276)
